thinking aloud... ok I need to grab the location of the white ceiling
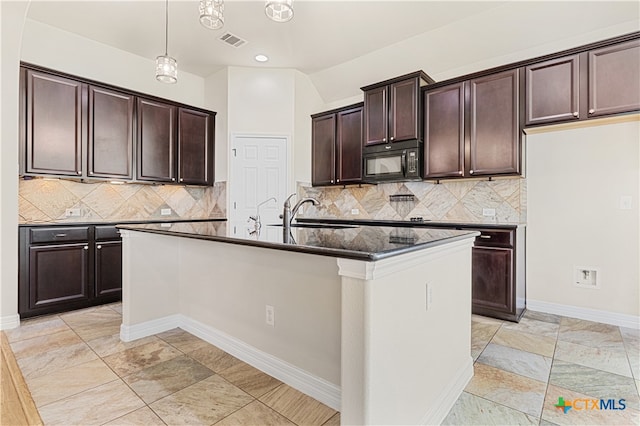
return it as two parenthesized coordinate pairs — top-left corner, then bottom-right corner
(26, 0), (509, 76)
(24, 1), (640, 102)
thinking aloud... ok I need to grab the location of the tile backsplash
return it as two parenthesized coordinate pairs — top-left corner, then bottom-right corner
(19, 178), (226, 223)
(298, 178), (526, 224)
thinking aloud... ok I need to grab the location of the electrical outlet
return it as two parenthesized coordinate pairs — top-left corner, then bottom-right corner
(65, 208), (81, 217)
(351, 208), (360, 215)
(265, 305), (275, 327)
(160, 208), (172, 216)
(482, 208), (496, 217)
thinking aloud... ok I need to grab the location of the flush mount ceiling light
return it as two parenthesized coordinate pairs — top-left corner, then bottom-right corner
(255, 54), (269, 62)
(265, 0), (294, 22)
(155, 0), (177, 83)
(199, 0), (224, 30)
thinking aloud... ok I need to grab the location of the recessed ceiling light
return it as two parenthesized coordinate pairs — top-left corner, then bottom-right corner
(255, 54), (269, 62)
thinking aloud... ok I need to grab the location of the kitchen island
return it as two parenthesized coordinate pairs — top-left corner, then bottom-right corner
(117, 221), (478, 425)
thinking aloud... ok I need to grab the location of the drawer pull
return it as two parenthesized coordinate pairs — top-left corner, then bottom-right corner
(54, 233), (67, 238)
(83, 246), (89, 250)
(480, 235), (491, 239)
(97, 245), (102, 249)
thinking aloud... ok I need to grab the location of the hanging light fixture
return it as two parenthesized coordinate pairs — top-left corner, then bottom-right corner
(265, 0), (294, 23)
(155, 0), (177, 83)
(199, 0), (224, 30)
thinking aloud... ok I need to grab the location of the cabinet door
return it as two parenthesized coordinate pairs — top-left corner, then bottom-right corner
(312, 114), (336, 186)
(468, 69), (520, 176)
(588, 39), (640, 117)
(88, 86), (134, 179)
(389, 78), (419, 143)
(178, 108), (214, 185)
(95, 240), (122, 298)
(525, 55), (580, 125)
(424, 83), (465, 178)
(25, 70), (84, 177)
(336, 106), (363, 184)
(28, 243), (89, 310)
(472, 246), (514, 315)
(136, 98), (177, 183)
(363, 86), (388, 146)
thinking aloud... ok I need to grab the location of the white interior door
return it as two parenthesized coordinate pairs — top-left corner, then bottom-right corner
(230, 135), (288, 236)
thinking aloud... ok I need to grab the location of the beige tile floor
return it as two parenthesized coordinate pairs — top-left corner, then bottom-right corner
(5, 304), (640, 425)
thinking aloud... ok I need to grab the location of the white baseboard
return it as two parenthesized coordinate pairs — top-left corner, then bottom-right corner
(527, 299), (640, 329)
(0, 314), (20, 330)
(420, 356), (474, 425)
(121, 314), (341, 411)
(120, 314), (181, 342)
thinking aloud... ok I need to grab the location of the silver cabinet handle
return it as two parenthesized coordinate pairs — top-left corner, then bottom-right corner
(383, 137), (386, 142)
(171, 178), (176, 182)
(337, 179), (340, 183)
(458, 171), (463, 175)
(469, 170), (474, 174)
(573, 111), (579, 117)
(97, 245), (102, 249)
(54, 233), (67, 237)
(589, 108), (595, 114)
(77, 171), (82, 175)
(385, 145), (392, 150)
(480, 235), (491, 239)
(390, 136), (394, 141)
(180, 178), (184, 182)
(83, 246), (89, 250)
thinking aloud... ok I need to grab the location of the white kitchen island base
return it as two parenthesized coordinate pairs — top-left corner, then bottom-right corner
(119, 227), (475, 425)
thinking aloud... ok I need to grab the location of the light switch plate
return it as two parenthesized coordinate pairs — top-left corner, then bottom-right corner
(482, 208), (496, 217)
(161, 208), (172, 216)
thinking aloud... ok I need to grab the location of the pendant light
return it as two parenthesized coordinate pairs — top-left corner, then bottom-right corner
(155, 0), (177, 83)
(199, 0), (224, 30)
(265, 0), (294, 23)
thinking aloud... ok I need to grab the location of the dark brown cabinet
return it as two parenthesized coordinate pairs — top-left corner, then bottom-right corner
(136, 98), (177, 183)
(178, 108), (214, 185)
(20, 64), (216, 186)
(88, 86), (134, 179)
(471, 227), (525, 322)
(19, 224), (122, 318)
(469, 69), (521, 177)
(525, 38), (640, 126)
(94, 226), (122, 300)
(423, 83), (465, 178)
(362, 71), (433, 146)
(23, 69), (84, 177)
(588, 39), (640, 117)
(311, 103), (363, 186)
(423, 69), (521, 180)
(525, 55), (580, 125)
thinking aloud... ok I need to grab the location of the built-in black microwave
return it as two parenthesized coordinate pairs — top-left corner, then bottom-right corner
(362, 140), (422, 183)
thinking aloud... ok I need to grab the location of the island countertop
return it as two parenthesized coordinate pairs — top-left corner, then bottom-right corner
(117, 220), (478, 261)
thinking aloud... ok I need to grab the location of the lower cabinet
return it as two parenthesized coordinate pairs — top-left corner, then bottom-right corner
(470, 227), (526, 322)
(19, 224), (122, 318)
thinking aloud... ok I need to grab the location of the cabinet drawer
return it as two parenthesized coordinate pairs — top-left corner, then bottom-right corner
(95, 225), (121, 241)
(474, 229), (514, 247)
(30, 227), (89, 244)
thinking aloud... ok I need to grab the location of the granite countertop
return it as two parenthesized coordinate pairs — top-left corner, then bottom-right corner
(117, 221), (478, 261)
(296, 217), (525, 229)
(19, 217), (227, 227)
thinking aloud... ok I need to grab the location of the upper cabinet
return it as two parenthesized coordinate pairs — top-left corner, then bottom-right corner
(88, 86), (134, 179)
(468, 69), (521, 177)
(20, 64), (215, 186)
(178, 108), (215, 186)
(526, 37), (640, 126)
(588, 39), (640, 117)
(362, 71), (434, 146)
(424, 69), (522, 180)
(525, 55), (580, 125)
(136, 98), (177, 183)
(23, 69), (84, 177)
(311, 103), (363, 186)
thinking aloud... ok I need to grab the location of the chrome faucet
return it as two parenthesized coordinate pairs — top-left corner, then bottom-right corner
(280, 193), (319, 228)
(248, 196), (277, 234)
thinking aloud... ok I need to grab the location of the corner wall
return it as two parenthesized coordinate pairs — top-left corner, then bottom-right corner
(527, 120), (640, 321)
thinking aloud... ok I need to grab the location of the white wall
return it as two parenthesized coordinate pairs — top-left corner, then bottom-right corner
(204, 68), (229, 182)
(0, 1), (29, 329)
(527, 120), (640, 320)
(21, 19), (205, 107)
(293, 70), (324, 184)
(309, 2), (640, 104)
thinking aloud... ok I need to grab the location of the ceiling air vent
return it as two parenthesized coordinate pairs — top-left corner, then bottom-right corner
(219, 32), (247, 48)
